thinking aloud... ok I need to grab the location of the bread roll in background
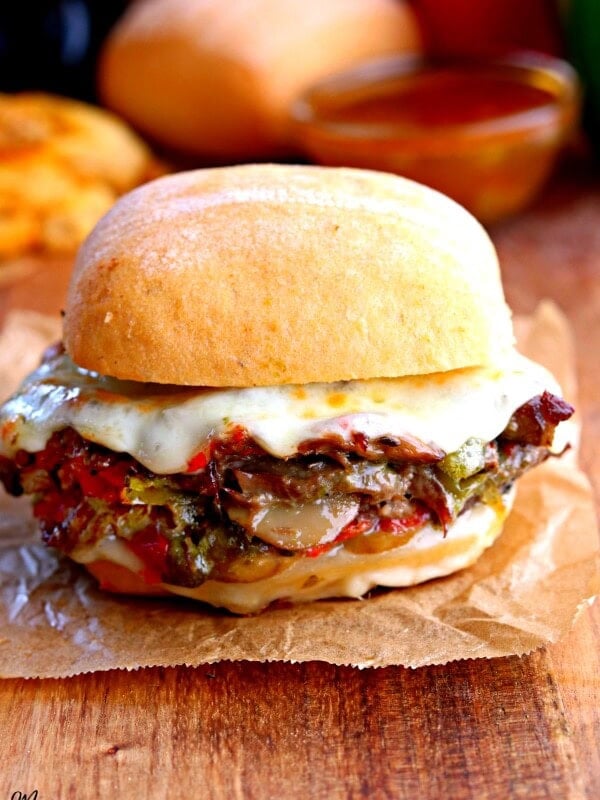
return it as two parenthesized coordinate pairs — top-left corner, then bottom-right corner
(98, 0), (422, 160)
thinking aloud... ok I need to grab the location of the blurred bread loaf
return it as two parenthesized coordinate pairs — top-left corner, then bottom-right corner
(0, 92), (162, 264)
(98, 0), (422, 160)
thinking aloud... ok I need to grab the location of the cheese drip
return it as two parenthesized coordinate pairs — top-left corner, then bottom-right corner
(0, 351), (565, 474)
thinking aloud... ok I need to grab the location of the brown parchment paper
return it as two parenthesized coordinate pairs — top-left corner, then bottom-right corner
(0, 302), (598, 677)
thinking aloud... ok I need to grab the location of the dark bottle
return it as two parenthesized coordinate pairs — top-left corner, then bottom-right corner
(567, 0), (600, 153)
(0, 1), (128, 101)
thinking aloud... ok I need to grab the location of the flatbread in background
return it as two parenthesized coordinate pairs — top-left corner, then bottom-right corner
(0, 302), (597, 676)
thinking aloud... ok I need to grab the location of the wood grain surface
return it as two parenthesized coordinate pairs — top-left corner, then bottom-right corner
(1, 162), (599, 800)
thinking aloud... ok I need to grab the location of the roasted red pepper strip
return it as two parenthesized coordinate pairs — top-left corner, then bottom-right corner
(186, 451), (208, 473)
(305, 515), (373, 558)
(127, 526), (170, 584)
(33, 492), (71, 526)
(306, 507), (431, 558)
(74, 461), (130, 503)
(379, 506), (430, 534)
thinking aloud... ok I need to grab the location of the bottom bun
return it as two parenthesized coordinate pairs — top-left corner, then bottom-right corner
(84, 489), (515, 614)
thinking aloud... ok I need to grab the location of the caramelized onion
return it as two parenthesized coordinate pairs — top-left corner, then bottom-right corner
(228, 496), (359, 550)
(216, 549), (289, 584)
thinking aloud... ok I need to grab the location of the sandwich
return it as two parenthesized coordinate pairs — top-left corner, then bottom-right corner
(0, 164), (573, 613)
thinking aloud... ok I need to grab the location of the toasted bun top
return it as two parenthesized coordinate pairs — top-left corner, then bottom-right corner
(64, 164), (514, 386)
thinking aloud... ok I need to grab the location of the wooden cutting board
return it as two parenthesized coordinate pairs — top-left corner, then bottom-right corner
(1, 163), (599, 800)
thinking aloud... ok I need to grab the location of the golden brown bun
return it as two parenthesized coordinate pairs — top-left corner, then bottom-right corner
(0, 92), (162, 262)
(98, 0), (421, 159)
(65, 164), (514, 387)
(83, 491), (514, 614)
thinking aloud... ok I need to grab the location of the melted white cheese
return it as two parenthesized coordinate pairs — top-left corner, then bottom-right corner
(0, 351), (565, 473)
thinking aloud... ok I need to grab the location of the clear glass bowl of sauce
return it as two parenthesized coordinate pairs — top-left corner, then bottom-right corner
(291, 53), (580, 222)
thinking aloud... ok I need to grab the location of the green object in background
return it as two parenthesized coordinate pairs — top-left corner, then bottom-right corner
(566, 0), (600, 151)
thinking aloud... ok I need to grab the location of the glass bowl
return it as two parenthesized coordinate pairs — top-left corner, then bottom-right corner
(291, 53), (580, 223)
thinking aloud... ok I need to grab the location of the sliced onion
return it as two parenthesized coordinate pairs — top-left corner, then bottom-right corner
(216, 550), (288, 584)
(228, 496), (359, 550)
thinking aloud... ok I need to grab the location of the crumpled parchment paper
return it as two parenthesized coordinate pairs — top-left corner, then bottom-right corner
(0, 303), (597, 676)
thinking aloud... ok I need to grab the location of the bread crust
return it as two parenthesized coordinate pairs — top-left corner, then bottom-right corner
(65, 164), (514, 387)
(98, 0), (421, 159)
(84, 490), (514, 614)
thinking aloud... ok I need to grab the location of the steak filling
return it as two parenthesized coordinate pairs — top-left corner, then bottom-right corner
(0, 391), (573, 587)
